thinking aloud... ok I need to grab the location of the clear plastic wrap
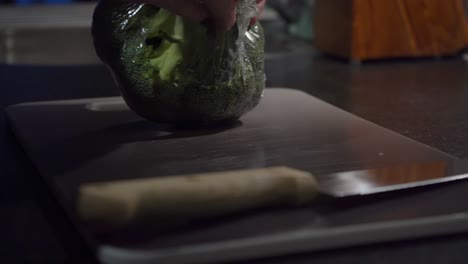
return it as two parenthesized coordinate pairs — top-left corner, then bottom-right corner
(92, 0), (265, 124)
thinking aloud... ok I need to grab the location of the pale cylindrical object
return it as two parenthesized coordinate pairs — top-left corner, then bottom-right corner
(77, 167), (318, 230)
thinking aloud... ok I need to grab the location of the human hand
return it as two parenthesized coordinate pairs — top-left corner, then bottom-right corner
(143, 0), (266, 31)
(204, 0), (266, 31)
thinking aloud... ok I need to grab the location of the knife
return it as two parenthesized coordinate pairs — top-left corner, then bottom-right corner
(77, 160), (467, 231)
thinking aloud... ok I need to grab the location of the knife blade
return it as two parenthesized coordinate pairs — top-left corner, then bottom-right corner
(77, 160), (467, 231)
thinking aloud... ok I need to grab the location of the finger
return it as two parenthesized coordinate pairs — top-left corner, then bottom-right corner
(144, 0), (209, 22)
(250, 17), (257, 25)
(205, 0), (239, 31)
(257, 0), (266, 13)
(250, 0), (265, 25)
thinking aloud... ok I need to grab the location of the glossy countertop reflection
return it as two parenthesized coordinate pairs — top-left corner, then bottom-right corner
(264, 50), (468, 158)
(6, 87), (459, 254)
(4, 49), (468, 159)
(4, 48), (468, 263)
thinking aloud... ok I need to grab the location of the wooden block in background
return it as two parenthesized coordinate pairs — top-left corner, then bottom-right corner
(314, 0), (468, 60)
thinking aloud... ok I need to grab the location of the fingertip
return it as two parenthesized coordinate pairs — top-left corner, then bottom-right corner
(219, 11), (237, 31)
(225, 20), (236, 31)
(184, 6), (209, 22)
(250, 17), (257, 26)
(197, 9), (209, 22)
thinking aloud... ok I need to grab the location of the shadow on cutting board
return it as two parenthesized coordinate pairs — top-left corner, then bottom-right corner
(38, 117), (243, 179)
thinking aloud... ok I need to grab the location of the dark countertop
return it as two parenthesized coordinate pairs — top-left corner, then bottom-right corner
(265, 51), (468, 159)
(3, 50), (468, 263)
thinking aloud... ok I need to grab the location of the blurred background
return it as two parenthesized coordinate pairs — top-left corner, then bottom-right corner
(3, 0), (468, 65)
(0, 0), (316, 65)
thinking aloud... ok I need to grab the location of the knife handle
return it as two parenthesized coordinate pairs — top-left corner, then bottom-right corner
(77, 167), (318, 230)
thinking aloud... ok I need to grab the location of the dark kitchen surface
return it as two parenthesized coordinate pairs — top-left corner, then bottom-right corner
(4, 50), (468, 263)
(6, 87), (458, 256)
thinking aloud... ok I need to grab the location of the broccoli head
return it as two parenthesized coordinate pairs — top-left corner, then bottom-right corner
(92, 0), (265, 124)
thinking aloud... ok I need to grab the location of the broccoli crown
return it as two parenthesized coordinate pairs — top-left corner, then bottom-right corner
(92, 0), (265, 123)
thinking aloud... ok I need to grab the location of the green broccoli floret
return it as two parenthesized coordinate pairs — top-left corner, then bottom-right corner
(92, 0), (265, 124)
